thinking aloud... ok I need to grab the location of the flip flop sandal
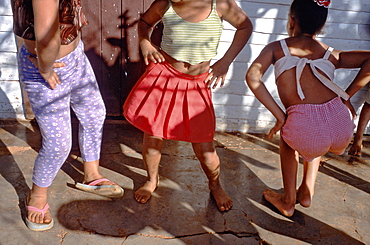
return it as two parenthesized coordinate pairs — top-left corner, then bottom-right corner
(75, 178), (124, 198)
(25, 203), (54, 231)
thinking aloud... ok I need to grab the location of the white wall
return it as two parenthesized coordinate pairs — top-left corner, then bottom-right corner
(213, 0), (370, 133)
(1, 0), (370, 133)
(0, 1), (24, 120)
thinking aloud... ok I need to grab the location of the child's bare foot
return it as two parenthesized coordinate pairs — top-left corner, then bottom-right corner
(27, 195), (52, 224)
(263, 189), (295, 217)
(134, 180), (158, 203)
(348, 143), (363, 156)
(296, 186), (313, 208)
(209, 182), (232, 211)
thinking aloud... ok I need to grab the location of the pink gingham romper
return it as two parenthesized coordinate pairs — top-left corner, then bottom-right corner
(275, 39), (355, 162)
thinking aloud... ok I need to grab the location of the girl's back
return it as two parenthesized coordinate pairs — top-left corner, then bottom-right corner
(274, 36), (339, 109)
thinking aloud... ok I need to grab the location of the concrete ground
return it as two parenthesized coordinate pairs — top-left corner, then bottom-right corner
(0, 119), (369, 245)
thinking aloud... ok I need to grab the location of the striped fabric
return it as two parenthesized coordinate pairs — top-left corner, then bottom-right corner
(161, 0), (223, 65)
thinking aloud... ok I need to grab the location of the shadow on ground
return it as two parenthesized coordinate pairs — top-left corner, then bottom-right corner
(56, 123), (368, 244)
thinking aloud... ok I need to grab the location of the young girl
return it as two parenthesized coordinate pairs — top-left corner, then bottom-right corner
(11, 0), (124, 231)
(123, 0), (252, 211)
(246, 0), (370, 217)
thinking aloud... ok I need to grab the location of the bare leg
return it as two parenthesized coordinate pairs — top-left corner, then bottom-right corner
(349, 102), (370, 156)
(296, 157), (320, 207)
(192, 142), (232, 212)
(134, 133), (164, 203)
(83, 159), (117, 185)
(263, 136), (298, 217)
(27, 184), (52, 224)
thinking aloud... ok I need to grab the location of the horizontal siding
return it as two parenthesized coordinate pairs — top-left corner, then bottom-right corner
(214, 0), (370, 133)
(0, 16), (13, 31)
(0, 63), (19, 81)
(1, 0), (370, 133)
(0, 31), (17, 52)
(0, 1), (12, 15)
(0, 2), (23, 119)
(0, 52), (18, 66)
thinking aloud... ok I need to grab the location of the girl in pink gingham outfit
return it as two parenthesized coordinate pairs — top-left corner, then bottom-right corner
(246, 0), (370, 217)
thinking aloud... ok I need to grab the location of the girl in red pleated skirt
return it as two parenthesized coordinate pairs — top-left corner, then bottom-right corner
(123, 0), (253, 212)
(124, 61), (215, 143)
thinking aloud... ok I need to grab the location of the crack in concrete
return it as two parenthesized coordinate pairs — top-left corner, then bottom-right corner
(354, 225), (363, 242)
(124, 230), (259, 240)
(105, 151), (196, 160)
(58, 231), (67, 244)
(218, 230), (259, 238)
(342, 184), (364, 242)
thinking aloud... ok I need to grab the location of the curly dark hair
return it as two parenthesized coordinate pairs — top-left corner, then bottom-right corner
(290, 0), (328, 35)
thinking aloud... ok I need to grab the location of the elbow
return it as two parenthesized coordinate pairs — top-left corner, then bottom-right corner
(35, 22), (61, 47)
(36, 31), (60, 50)
(246, 62), (264, 89)
(37, 37), (59, 48)
(244, 18), (253, 36)
(245, 70), (259, 89)
(236, 18), (253, 38)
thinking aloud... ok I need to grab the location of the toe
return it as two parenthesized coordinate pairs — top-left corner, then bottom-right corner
(134, 193), (148, 203)
(219, 206), (225, 212)
(134, 194), (141, 202)
(140, 198), (147, 204)
(44, 212), (52, 223)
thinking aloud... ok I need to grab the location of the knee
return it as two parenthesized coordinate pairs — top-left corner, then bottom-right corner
(204, 153), (219, 164)
(144, 147), (162, 158)
(41, 139), (72, 158)
(81, 102), (106, 126)
(194, 148), (218, 164)
(193, 142), (217, 161)
(93, 109), (106, 126)
(143, 141), (163, 157)
(143, 135), (163, 157)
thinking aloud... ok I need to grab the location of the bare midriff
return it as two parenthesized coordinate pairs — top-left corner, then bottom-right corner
(23, 33), (81, 59)
(161, 50), (210, 76)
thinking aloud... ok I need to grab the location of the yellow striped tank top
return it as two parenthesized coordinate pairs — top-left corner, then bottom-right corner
(161, 0), (223, 65)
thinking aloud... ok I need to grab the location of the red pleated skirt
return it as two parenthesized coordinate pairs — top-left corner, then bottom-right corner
(123, 61), (215, 143)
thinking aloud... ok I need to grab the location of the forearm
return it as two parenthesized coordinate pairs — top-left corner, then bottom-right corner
(247, 77), (285, 121)
(220, 25), (252, 65)
(138, 20), (154, 49)
(345, 59), (370, 97)
(36, 37), (60, 74)
(357, 103), (370, 133)
(138, 0), (167, 50)
(33, 0), (60, 74)
(253, 84), (285, 121)
(138, 19), (164, 64)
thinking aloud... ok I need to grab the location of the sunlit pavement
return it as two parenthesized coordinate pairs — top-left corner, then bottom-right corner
(0, 119), (369, 245)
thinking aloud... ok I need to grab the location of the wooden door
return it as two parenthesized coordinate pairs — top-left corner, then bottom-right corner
(80, 0), (158, 117)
